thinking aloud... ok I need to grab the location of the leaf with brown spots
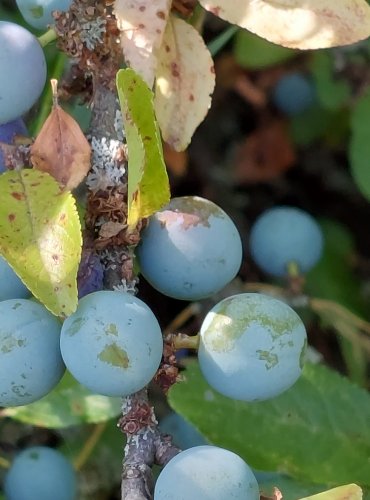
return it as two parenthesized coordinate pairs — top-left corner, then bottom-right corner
(30, 101), (91, 191)
(0, 169), (82, 317)
(154, 15), (215, 151)
(114, 0), (172, 87)
(199, 0), (370, 49)
(116, 68), (170, 227)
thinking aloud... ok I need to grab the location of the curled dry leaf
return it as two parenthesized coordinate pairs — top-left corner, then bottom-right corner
(30, 104), (91, 191)
(114, 0), (172, 87)
(199, 0), (370, 49)
(155, 15), (215, 151)
(234, 120), (296, 183)
(98, 221), (126, 239)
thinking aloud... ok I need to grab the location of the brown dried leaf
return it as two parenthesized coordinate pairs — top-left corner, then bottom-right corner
(114, 0), (172, 87)
(155, 15), (215, 151)
(30, 105), (91, 191)
(98, 221), (126, 238)
(234, 120), (296, 183)
(199, 0), (370, 49)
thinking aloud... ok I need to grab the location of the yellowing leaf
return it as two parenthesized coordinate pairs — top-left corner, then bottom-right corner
(116, 68), (170, 227)
(0, 169), (82, 317)
(199, 0), (370, 49)
(299, 484), (362, 500)
(155, 15), (215, 151)
(114, 0), (171, 87)
(31, 104), (91, 191)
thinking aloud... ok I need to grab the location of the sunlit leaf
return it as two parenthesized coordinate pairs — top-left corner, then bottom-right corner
(0, 169), (81, 316)
(155, 15), (215, 151)
(116, 68), (170, 227)
(114, 0), (171, 87)
(299, 484), (363, 500)
(199, 0), (370, 49)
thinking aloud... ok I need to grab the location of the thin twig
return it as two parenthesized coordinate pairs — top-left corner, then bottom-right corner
(163, 303), (201, 336)
(74, 422), (106, 471)
(38, 28), (57, 48)
(172, 332), (200, 351)
(310, 297), (370, 337)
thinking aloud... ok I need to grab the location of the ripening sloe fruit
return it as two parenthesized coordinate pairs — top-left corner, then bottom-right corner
(0, 21), (47, 125)
(0, 255), (30, 301)
(198, 293), (307, 401)
(0, 299), (65, 407)
(249, 206), (323, 277)
(137, 196), (243, 300)
(4, 446), (77, 500)
(154, 445), (260, 500)
(60, 291), (163, 397)
(272, 72), (315, 115)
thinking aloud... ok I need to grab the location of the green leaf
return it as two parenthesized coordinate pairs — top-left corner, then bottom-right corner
(3, 371), (121, 428)
(310, 52), (351, 111)
(349, 88), (370, 201)
(116, 68), (170, 227)
(234, 30), (296, 69)
(290, 106), (349, 147)
(169, 361), (370, 486)
(290, 105), (331, 146)
(0, 169), (81, 317)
